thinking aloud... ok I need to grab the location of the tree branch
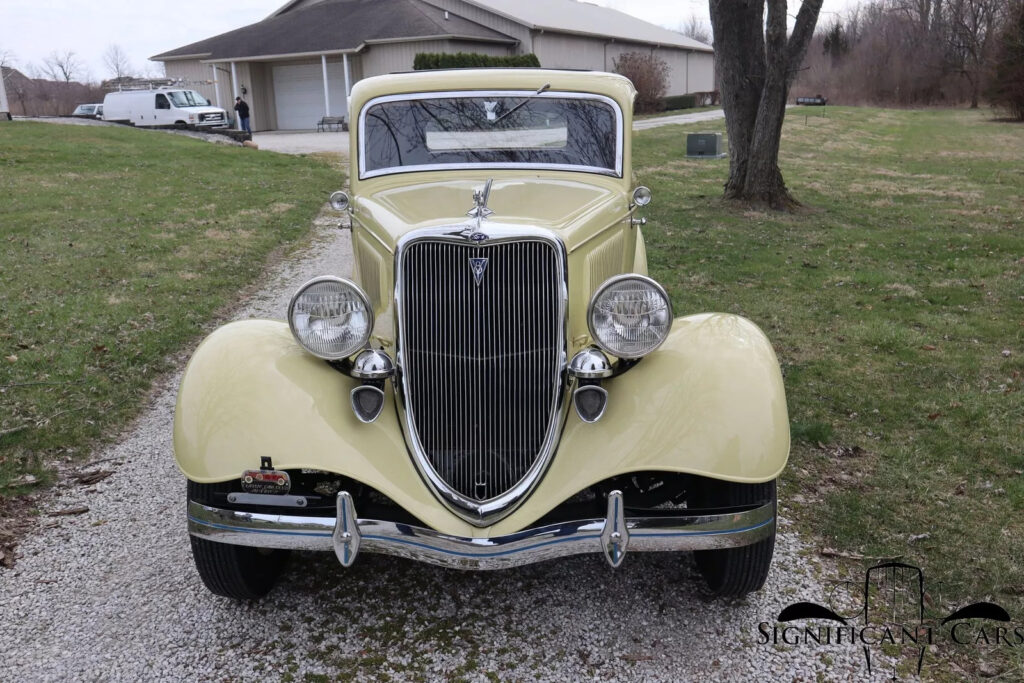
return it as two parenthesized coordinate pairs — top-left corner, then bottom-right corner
(787, 0), (826, 85)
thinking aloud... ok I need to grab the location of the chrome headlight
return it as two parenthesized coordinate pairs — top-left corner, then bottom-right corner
(288, 276), (373, 360)
(588, 275), (673, 359)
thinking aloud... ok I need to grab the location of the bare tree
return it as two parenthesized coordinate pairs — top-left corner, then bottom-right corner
(709, 0), (824, 209)
(679, 13), (713, 45)
(103, 44), (133, 81)
(794, 0), (1014, 107)
(946, 0), (1005, 107)
(143, 61), (167, 79)
(41, 50), (82, 84)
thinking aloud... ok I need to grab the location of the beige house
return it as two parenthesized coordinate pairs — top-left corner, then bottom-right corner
(151, 0), (714, 132)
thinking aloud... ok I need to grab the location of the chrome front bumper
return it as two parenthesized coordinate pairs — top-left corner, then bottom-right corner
(187, 491), (775, 570)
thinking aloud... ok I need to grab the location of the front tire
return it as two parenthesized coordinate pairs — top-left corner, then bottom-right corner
(187, 480), (290, 600)
(691, 478), (777, 597)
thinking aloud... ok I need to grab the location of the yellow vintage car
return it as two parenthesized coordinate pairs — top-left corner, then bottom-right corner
(175, 69), (789, 600)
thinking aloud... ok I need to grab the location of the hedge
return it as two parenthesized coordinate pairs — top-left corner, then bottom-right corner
(663, 94), (697, 111)
(413, 52), (541, 70)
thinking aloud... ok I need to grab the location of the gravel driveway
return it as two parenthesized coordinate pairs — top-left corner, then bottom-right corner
(1, 179), (875, 683)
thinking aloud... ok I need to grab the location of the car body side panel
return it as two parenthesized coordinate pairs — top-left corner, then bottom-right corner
(633, 227), (648, 276)
(175, 314), (787, 538)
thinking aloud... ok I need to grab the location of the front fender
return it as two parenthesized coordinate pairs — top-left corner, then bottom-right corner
(510, 313), (789, 533)
(172, 320), (469, 533)
(174, 314), (788, 537)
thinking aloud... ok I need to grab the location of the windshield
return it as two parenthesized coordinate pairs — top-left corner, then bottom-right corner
(167, 90), (211, 108)
(359, 91), (622, 179)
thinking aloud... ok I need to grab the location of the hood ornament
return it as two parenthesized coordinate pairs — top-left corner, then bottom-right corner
(463, 179), (494, 241)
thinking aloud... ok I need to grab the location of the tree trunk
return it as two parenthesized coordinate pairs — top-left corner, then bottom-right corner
(709, 0), (765, 198)
(709, 0), (824, 210)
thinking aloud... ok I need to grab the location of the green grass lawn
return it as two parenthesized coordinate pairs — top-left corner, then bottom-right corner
(0, 123), (338, 490)
(636, 107), (1023, 673)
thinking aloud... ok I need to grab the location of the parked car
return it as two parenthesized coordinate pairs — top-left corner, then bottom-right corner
(175, 69), (790, 600)
(71, 103), (101, 118)
(102, 88), (228, 127)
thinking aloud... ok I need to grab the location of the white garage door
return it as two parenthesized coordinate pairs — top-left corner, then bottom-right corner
(272, 62), (348, 130)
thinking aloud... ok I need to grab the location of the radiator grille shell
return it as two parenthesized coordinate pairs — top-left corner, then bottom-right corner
(396, 230), (567, 524)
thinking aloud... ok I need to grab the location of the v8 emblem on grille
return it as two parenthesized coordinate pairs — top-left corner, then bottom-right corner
(469, 257), (489, 286)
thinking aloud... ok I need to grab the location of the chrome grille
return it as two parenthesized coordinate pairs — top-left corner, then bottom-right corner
(400, 238), (563, 503)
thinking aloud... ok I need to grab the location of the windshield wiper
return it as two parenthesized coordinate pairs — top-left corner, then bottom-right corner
(493, 83), (551, 125)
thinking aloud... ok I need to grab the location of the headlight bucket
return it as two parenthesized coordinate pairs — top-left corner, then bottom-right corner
(288, 276), (373, 360)
(587, 274), (673, 359)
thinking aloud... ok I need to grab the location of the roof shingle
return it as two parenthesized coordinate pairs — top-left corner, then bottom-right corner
(151, 0), (517, 61)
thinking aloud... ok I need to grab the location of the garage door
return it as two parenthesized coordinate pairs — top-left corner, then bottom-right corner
(272, 62), (348, 130)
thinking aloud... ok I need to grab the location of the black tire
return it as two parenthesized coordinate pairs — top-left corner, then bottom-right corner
(691, 478), (777, 597)
(187, 480), (290, 600)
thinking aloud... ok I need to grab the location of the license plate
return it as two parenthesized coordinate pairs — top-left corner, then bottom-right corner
(240, 469), (291, 495)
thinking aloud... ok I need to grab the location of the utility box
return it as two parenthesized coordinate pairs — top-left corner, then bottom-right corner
(686, 133), (725, 158)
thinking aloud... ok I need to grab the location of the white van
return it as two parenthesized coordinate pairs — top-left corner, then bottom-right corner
(102, 89), (229, 128)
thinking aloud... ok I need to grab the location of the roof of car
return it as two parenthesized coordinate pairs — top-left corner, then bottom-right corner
(349, 68), (637, 112)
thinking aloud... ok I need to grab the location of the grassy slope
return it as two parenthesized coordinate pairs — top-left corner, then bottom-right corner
(0, 123), (338, 489)
(635, 107), (1023, 658)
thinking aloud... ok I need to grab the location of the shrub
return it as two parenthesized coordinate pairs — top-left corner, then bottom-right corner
(413, 53), (541, 70)
(663, 94), (697, 111)
(613, 52), (669, 114)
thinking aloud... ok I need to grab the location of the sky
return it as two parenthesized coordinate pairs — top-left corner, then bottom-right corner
(0, 0), (854, 83)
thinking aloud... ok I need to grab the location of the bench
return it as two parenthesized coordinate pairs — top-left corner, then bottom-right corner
(317, 116), (348, 132)
(796, 96), (828, 106)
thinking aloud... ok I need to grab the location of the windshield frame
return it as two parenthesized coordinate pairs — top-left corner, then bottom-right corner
(357, 90), (624, 181)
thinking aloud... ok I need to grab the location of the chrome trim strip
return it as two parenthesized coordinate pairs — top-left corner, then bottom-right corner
(187, 499), (775, 571)
(393, 225), (569, 526)
(357, 90), (625, 180)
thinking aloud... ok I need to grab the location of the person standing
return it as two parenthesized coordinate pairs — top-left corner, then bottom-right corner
(234, 96), (251, 134)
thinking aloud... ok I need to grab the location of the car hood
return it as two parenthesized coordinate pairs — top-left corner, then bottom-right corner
(353, 176), (630, 253)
